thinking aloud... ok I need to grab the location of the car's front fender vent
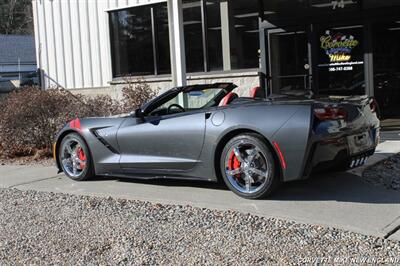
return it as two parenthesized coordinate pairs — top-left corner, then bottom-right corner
(91, 128), (120, 154)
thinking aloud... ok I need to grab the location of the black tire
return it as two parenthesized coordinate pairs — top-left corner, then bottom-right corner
(59, 132), (94, 181)
(220, 133), (280, 199)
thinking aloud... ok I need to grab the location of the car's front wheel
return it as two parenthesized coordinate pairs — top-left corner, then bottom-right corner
(220, 133), (280, 199)
(59, 132), (94, 181)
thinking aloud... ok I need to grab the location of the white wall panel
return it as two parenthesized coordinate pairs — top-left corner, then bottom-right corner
(53, 0), (66, 87)
(88, 1), (102, 87)
(79, 0), (93, 87)
(98, 0), (113, 86)
(60, 0), (75, 88)
(69, 0), (84, 89)
(34, 0), (46, 87)
(131, 0), (137, 5)
(32, 1), (40, 69)
(32, 0), (45, 87)
(43, 0), (57, 87)
(33, 0), (166, 90)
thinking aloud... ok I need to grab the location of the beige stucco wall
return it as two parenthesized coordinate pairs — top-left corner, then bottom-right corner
(68, 71), (261, 100)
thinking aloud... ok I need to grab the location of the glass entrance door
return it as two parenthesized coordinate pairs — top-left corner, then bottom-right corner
(267, 27), (311, 94)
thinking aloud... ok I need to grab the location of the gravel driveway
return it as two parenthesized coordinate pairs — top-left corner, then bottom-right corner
(0, 188), (399, 265)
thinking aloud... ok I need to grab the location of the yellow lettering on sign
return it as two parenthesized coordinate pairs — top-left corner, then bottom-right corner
(329, 54), (351, 62)
(320, 36), (359, 50)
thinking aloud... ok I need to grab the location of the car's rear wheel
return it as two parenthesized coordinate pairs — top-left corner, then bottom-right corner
(220, 133), (279, 199)
(59, 133), (93, 181)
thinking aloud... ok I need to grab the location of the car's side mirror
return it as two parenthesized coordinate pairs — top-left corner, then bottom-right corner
(134, 108), (145, 120)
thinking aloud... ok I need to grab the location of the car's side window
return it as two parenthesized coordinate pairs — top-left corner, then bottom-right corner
(185, 89), (221, 109)
(149, 88), (224, 117)
(155, 97), (180, 111)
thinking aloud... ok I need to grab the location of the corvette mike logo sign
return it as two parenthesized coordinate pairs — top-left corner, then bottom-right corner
(320, 30), (359, 63)
(318, 29), (363, 72)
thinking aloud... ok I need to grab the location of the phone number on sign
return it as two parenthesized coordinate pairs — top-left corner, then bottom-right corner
(329, 66), (353, 72)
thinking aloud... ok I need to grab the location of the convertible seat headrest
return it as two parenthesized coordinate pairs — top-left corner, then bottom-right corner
(250, 86), (266, 99)
(219, 92), (239, 106)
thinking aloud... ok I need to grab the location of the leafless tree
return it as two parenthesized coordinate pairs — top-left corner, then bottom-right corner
(0, 0), (33, 35)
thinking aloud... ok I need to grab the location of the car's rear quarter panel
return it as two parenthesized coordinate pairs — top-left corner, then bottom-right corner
(191, 103), (313, 182)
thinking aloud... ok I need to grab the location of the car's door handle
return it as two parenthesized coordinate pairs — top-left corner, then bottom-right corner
(205, 112), (212, 119)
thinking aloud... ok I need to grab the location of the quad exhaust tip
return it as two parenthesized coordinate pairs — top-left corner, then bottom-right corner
(350, 156), (369, 168)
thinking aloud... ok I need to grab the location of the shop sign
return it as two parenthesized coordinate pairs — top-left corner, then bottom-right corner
(320, 30), (359, 63)
(319, 30), (362, 72)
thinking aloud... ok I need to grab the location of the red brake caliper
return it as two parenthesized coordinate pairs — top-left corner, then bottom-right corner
(77, 147), (86, 169)
(228, 151), (241, 179)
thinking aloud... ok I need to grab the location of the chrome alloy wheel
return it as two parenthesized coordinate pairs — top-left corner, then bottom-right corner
(60, 137), (87, 178)
(224, 141), (272, 194)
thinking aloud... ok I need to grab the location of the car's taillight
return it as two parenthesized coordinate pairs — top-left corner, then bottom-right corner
(370, 99), (378, 113)
(314, 107), (347, 121)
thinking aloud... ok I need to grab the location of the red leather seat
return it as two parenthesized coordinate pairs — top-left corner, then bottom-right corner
(249, 86), (266, 99)
(219, 92), (239, 106)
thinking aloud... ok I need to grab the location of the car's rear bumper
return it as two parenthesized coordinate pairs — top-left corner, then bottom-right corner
(304, 127), (379, 176)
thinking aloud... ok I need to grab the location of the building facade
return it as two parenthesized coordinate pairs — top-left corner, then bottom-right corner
(32, 0), (262, 99)
(32, 0), (400, 119)
(259, 0), (400, 120)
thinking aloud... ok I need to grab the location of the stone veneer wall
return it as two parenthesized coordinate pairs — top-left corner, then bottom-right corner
(68, 70), (261, 100)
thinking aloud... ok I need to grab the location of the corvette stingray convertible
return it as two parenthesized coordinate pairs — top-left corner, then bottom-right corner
(54, 83), (380, 199)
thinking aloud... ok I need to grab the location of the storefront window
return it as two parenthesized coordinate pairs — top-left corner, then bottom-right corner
(229, 0), (260, 69)
(182, 0), (260, 73)
(183, 0), (204, 72)
(154, 5), (171, 75)
(109, 3), (171, 77)
(206, 1), (223, 71)
(317, 25), (365, 95)
(268, 28), (310, 94)
(373, 21), (400, 118)
(364, 0), (400, 9)
(262, 0), (307, 18)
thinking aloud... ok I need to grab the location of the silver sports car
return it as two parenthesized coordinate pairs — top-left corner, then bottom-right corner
(54, 83), (380, 199)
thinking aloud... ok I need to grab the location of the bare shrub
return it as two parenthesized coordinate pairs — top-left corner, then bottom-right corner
(84, 94), (123, 117)
(0, 87), (121, 158)
(121, 77), (159, 113)
(0, 78), (158, 159)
